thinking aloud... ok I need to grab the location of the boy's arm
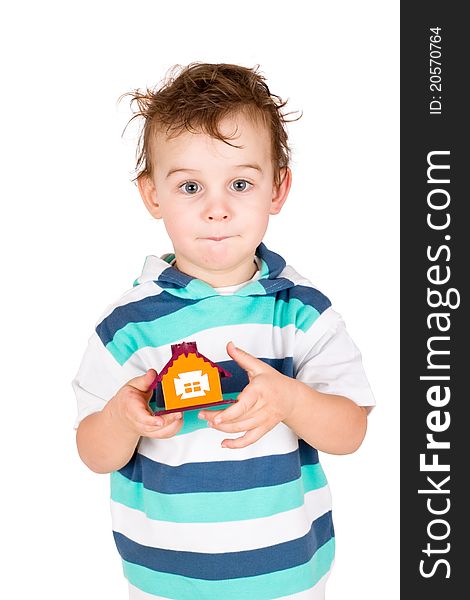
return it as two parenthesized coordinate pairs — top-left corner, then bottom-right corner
(282, 382), (368, 454)
(76, 405), (141, 474)
(76, 370), (183, 474)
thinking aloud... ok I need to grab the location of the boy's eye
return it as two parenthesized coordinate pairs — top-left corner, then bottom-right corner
(180, 181), (200, 194)
(231, 179), (252, 192)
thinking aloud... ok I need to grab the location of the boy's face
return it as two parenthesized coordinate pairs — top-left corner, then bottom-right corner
(139, 112), (291, 287)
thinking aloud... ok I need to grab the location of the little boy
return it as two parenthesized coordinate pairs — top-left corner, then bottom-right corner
(73, 63), (375, 599)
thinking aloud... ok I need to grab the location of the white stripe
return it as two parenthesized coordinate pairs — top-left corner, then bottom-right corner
(294, 309), (376, 408)
(279, 264), (317, 288)
(96, 289), (341, 387)
(139, 255), (171, 284)
(128, 584), (168, 600)
(73, 332), (140, 427)
(96, 281), (164, 323)
(137, 421), (299, 466)
(111, 484), (331, 553)
(131, 322), (298, 367)
(293, 307), (342, 366)
(276, 571), (331, 599)
(127, 565), (331, 600)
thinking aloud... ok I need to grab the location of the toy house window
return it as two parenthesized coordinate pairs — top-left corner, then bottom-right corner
(174, 370), (210, 399)
(184, 382), (202, 393)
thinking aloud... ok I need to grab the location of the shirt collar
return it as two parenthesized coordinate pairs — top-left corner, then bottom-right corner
(135, 243), (294, 299)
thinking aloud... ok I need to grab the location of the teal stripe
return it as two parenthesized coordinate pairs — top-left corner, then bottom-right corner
(235, 280), (267, 296)
(162, 278), (217, 300)
(111, 463), (328, 523)
(259, 257), (270, 278)
(153, 395), (238, 436)
(296, 301), (322, 332)
(107, 296), (320, 364)
(123, 537), (335, 600)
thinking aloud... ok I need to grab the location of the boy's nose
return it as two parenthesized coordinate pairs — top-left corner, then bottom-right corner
(203, 199), (231, 222)
(207, 212), (229, 221)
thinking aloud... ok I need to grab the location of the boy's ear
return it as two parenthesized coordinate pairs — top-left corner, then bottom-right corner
(270, 167), (292, 215)
(138, 174), (162, 219)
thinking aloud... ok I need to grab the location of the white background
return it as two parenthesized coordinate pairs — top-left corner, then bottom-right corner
(1, 1), (399, 598)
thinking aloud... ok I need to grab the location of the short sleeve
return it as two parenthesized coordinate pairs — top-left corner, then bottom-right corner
(294, 307), (375, 408)
(72, 332), (130, 429)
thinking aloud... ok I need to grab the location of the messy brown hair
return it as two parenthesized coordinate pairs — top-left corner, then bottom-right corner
(121, 63), (301, 187)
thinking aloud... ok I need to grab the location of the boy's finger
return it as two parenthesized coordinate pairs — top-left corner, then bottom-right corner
(226, 341), (269, 378)
(160, 412), (183, 425)
(198, 408), (224, 421)
(221, 427), (265, 449)
(153, 412), (183, 427)
(147, 415), (184, 438)
(136, 410), (164, 428)
(211, 391), (257, 425)
(209, 415), (260, 434)
(127, 369), (158, 393)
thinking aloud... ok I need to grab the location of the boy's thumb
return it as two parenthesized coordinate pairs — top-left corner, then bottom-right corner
(226, 341), (266, 378)
(128, 369), (158, 393)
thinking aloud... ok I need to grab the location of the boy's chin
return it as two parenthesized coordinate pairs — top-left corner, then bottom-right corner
(195, 239), (238, 261)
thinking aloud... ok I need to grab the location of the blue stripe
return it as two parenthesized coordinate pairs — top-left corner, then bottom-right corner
(153, 357), (294, 408)
(259, 277), (296, 294)
(276, 285), (331, 315)
(113, 510), (333, 580)
(96, 291), (200, 347)
(299, 439), (319, 466)
(256, 243), (286, 280)
(122, 538), (334, 599)
(218, 357), (294, 394)
(157, 266), (193, 288)
(118, 446), (318, 495)
(111, 463), (327, 523)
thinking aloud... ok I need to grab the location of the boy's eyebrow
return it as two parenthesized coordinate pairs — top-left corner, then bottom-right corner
(165, 163), (263, 179)
(165, 167), (199, 179)
(235, 163), (263, 173)
(166, 168), (200, 179)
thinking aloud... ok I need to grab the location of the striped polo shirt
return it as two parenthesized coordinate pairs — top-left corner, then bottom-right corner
(73, 243), (375, 599)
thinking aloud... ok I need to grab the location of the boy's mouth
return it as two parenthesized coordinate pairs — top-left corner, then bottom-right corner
(203, 236), (232, 242)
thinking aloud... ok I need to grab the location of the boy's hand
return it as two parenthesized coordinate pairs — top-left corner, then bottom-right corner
(198, 342), (297, 449)
(108, 369), (183, 439)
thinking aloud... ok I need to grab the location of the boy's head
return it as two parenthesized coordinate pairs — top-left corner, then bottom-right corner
(124, 63), (298, 286)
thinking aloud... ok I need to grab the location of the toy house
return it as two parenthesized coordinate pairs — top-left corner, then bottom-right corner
(153, 341), (234, 413)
